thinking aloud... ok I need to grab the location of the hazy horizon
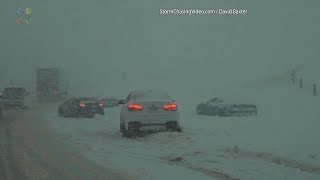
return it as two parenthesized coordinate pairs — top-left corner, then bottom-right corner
(1, 0), (319, 98)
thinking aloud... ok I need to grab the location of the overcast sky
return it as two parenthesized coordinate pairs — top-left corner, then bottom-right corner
(0, 0), (319, 99)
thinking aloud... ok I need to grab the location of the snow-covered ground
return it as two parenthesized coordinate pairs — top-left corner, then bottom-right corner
(47, 80), (320, 180)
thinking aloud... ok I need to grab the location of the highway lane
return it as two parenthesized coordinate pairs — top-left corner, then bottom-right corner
(0, 104), (135, 180)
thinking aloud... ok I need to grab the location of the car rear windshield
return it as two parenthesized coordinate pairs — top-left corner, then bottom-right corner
(133, 91), (171, 101)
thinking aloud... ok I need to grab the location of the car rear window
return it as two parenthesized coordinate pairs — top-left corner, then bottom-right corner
(133, 91), (171, 101)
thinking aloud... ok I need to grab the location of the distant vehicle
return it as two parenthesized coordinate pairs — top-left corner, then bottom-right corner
(119, 89), (181, 137)
(36, 68), (68, 102)
(196, 97), (257, 116)
(58, 97), (104, 118)
(100, 98), (119, 107)
(2, 87), (31, 109)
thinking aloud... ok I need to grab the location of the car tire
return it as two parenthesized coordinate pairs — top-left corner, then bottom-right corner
(120, 118), (125, 133)
(123, 122), (140, 138)
(122, 128), (133, 138)
(166, 121), (181, 132)
(100, 110), (105, 115)
(120, 123), (124, 133)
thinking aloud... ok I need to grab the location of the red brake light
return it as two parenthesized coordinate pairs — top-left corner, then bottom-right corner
(128, 104), (143, 111)
(80, 103), (86, 107)
(99, 103), (104, 107)
(163, 104), (177, 111)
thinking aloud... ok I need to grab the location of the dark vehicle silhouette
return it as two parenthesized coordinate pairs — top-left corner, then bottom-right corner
(196, 97), (257, 117)
(58, 97), (104, 118)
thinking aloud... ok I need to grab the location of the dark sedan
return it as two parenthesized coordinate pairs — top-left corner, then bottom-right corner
(58, 97), (104, 118)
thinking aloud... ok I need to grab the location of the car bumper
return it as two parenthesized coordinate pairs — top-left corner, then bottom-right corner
(124, 115), (180, 131)
(127, 121), (179, 131)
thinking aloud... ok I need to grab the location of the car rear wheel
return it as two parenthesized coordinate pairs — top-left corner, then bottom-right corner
(166, 121), (182, 132)
(122, 128), (134, 138)
(120, 118), (125, 133)
(123, 122), (141, 138)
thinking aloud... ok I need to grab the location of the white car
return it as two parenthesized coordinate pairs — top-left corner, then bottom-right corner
(120, 89), (181, 137)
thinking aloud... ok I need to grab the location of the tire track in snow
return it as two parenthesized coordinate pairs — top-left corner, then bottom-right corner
(223, 146), (320, 176)
(160, 156), (239, 180)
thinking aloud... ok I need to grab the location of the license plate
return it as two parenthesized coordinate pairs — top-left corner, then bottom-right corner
(148, 107), (159, 112)
(91, 104), (96, 107)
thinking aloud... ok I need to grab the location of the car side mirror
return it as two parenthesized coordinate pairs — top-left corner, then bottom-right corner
(118, 100), (125, 104)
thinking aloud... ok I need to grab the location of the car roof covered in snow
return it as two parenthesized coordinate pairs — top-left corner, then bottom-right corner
(206, 96), (256, 105)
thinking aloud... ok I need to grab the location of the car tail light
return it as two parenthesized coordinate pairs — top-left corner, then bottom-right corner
(80, 103), (86, 107)
(99, 103), (104, 107)
(128, 104), (143, 111)
(163, 104), (177, 111)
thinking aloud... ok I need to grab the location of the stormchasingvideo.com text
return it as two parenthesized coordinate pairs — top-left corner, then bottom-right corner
(159, 8), (248, 15)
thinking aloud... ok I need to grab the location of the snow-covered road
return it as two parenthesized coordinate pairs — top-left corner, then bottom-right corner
(47, 85), (320, 180)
